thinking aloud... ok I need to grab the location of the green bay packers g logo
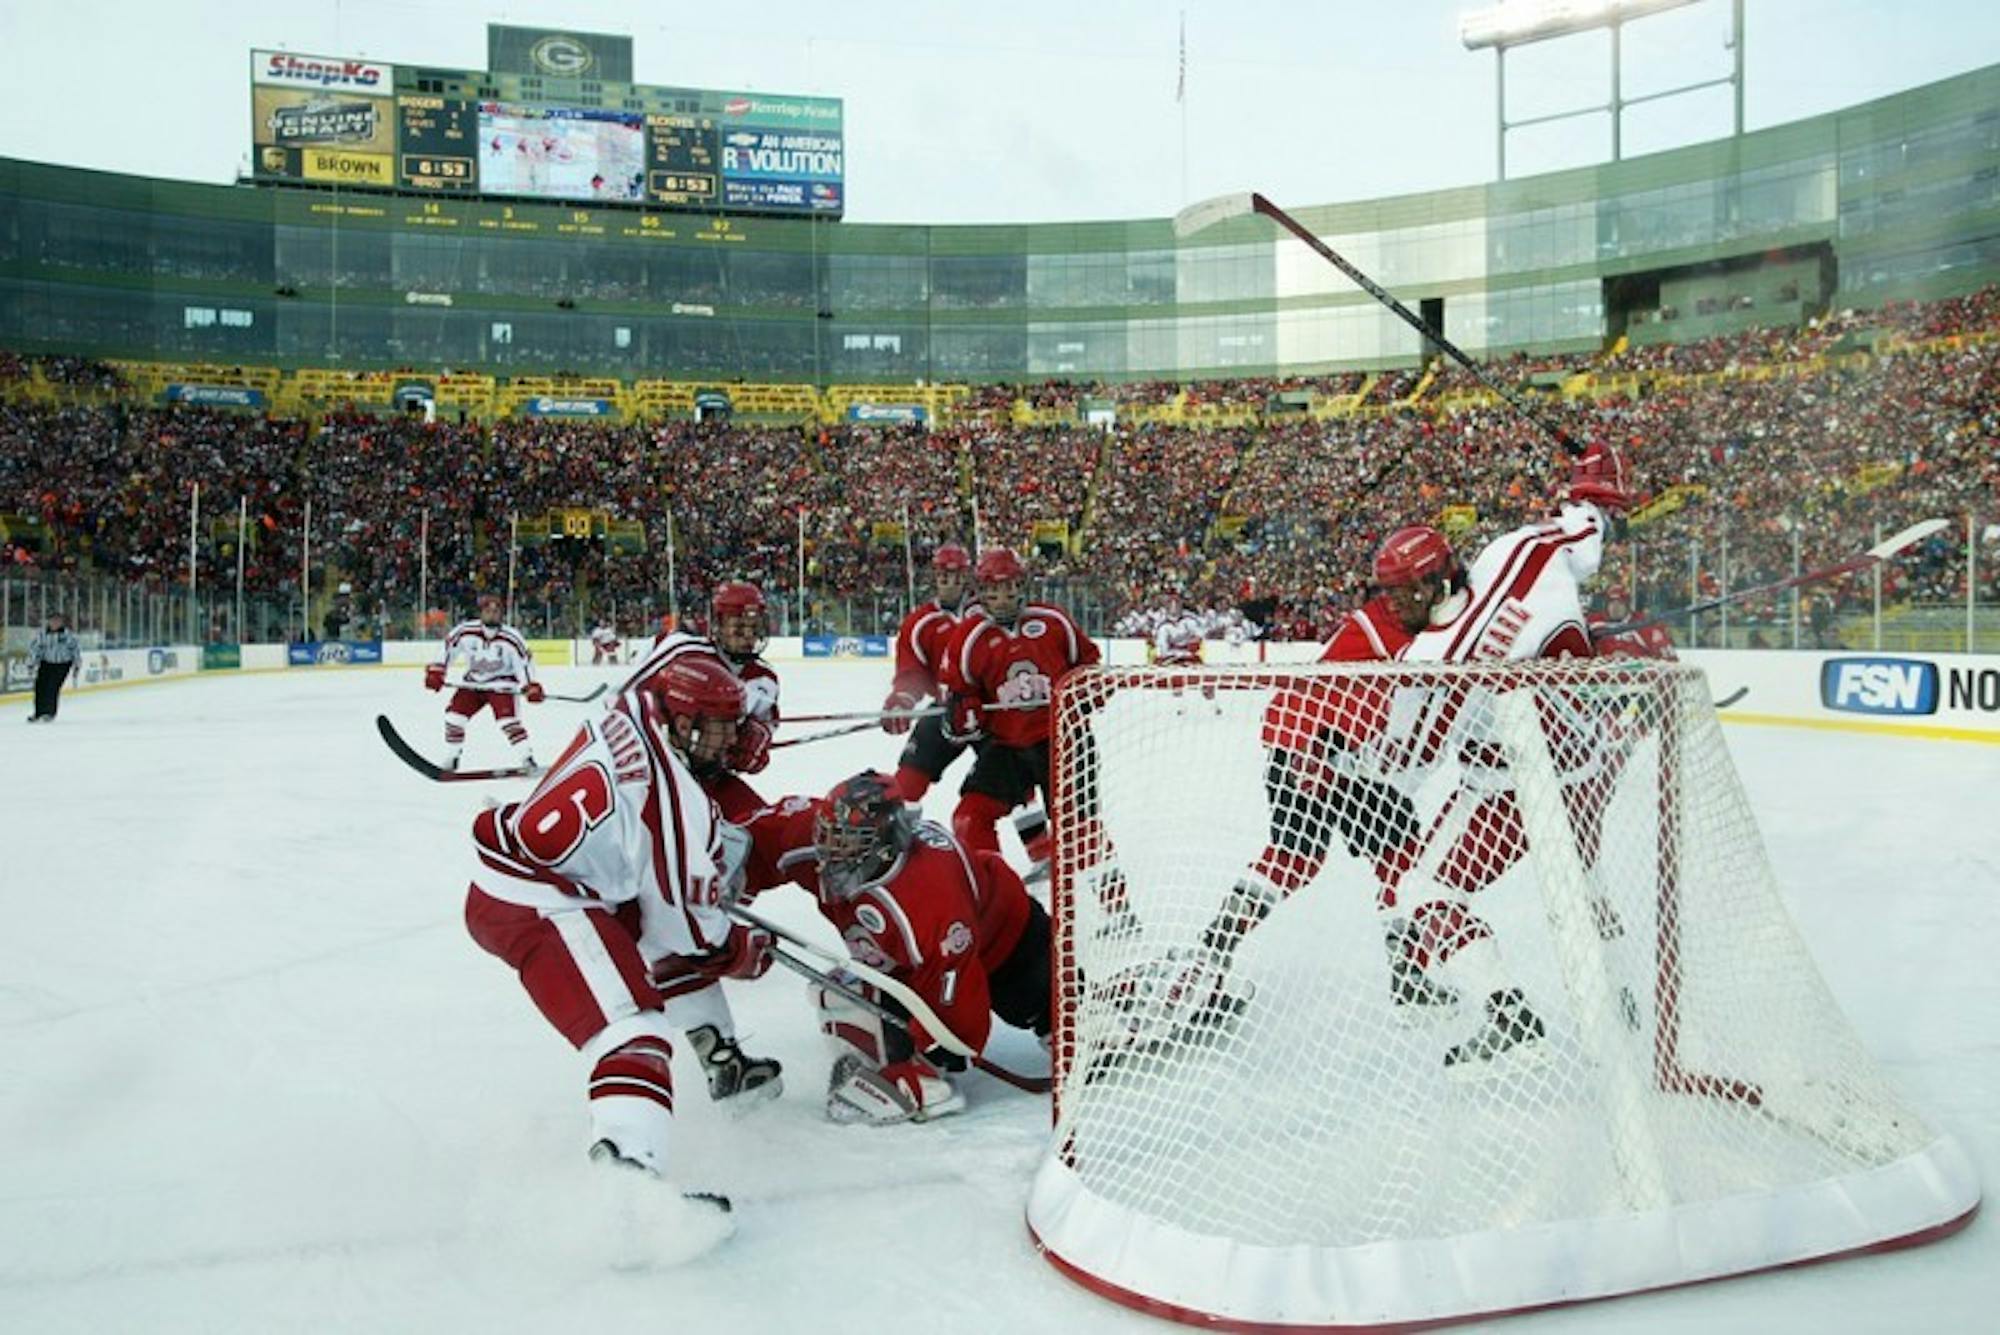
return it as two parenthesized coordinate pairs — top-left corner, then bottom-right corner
(530, 35), (593, 77)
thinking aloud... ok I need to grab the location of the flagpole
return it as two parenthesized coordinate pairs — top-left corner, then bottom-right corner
(1178, 9), (1189, 205)
(235, 494), (246, 643)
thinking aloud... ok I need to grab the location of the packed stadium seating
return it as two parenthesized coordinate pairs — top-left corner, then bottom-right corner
(3, 286), (1996, 642)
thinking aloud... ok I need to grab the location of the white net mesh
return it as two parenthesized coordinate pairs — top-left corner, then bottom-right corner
(1031, 659), (1973, 1327)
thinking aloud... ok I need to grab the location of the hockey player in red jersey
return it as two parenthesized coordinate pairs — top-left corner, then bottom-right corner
(462, 655), (769, 1241)
(1390, 440), (1642, 1071)
(737, 771), (1052, 1124)
(1588, 585), (1678, 660)
(885, 543), (985, 802)
(425, 593), (544, 772)
(936, 547), (1101, 862)
(1137, 528), (1468, 1036)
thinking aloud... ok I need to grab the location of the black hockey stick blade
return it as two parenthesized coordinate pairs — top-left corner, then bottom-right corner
(376, 714), (540, 783)
(1713, 687), (1749, 710)
(542, 683), (606, 704)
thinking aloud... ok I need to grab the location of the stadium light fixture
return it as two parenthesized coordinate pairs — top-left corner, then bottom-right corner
(1461, 0), (1741, 178)
(1460, 0), (1704, 51)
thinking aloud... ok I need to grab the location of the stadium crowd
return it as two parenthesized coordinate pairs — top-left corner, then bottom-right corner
(3, 287), (1996, 643)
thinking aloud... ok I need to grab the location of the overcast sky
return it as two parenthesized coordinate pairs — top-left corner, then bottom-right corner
(2, 0), (1996, 224)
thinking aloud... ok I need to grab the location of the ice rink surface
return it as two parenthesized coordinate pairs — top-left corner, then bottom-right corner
(2, 662), (1994, 1335)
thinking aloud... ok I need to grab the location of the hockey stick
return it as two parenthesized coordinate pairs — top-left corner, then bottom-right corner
(1713, 687), (1749, 710)
(758, 942), (1051, 1096)
(1595, 518), (1950, 638)
(437, 680), (603, 704)
(1174, 192), (1582, 457)
(726, 902), (1050, 1093)
(786, 706), (943, 725)
(375, 715), (540, 783)
(771, 721), (880, 749)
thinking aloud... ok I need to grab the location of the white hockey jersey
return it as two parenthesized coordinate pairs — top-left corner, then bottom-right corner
(621, 630), (780, 724)
(1152, 612), (1206, 666)
(437, 620), (536, 691)
(470, 693), (732, 964)
(1402, 502), (1608, 665)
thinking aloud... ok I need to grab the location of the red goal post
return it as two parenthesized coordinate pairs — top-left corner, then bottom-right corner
(1031, 658), (1977, 1331)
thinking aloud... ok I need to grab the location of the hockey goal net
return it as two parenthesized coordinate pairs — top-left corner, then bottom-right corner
(1028, 659), (1976, 1331)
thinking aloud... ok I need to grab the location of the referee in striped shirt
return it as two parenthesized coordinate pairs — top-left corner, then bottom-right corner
(27, 610), (81, 722)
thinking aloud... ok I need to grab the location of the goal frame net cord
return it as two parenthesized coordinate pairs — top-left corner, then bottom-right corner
(1030, 658), (1977, 1332)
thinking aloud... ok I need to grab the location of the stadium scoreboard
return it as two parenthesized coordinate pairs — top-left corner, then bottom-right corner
(250, 47), (842, 218)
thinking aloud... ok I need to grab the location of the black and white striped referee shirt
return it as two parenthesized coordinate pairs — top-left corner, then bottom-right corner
(27, 628), (81, 669)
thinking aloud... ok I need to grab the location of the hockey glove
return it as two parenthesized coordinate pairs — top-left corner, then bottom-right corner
(524, 681), (546, 703)
(941, 694), (985, 745)
(727, 717), (772, 775)
(424, 663), (446, 692)
(881, 689), (920, 736)
(696, 923), (774, 981)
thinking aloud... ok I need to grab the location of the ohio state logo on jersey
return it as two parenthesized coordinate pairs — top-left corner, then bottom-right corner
(844, 922), (893, 970)
(996, 659), (1052, 708)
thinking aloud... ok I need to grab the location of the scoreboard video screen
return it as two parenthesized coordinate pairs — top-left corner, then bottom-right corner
(476, 104), (646, 203)
(250, 48), (843, 217)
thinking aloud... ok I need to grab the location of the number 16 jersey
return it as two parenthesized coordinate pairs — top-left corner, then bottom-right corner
(469, 691), (732, 964)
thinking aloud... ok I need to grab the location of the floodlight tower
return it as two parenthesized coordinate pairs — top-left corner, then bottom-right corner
(1460, 0), (1745, 179)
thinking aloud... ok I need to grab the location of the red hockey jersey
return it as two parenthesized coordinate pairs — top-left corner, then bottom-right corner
(938, 604), (1100, 747)
(890, 600), (985, 701)
(739, 798), (1033, 1053)
(1262, 596), (1412, 754)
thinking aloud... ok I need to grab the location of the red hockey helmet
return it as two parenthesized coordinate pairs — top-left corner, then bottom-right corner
(711, 580), (769, 659)
(814, 771), (917, 897)
(1372, 526), (1456, 588)
(646, 655), (745, 774)
(932, 542), (972, 573)
(1565, 441), (1635, 512)
(976, 547), (1026, 583)
(975, 546), (1027, 625)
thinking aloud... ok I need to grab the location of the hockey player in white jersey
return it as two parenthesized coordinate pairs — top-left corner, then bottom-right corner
(1391, 441), (1637, 1072)
(464, 655), (771, 1247)
(425, 593), (542, 772)
(1151, 588), (1207, 666)
(614, 623), (786, 1108)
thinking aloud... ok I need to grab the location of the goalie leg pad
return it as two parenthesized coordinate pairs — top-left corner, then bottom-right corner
(810, 972), (904, 1065)
(825, 1052), (966, 1125)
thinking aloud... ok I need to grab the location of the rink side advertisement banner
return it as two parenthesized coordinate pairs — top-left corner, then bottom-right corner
(287, 639), (386, 667)
(802, 634), (890, 658)
(1, 645), (200, 698)
(1676, 649), (2000, 741)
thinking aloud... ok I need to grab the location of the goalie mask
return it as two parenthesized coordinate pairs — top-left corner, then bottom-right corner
(815, 771), (917, 898)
